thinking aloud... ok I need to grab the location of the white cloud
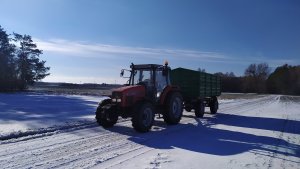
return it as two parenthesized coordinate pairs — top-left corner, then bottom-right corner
(34, 38), (228, 60)
(35, 38), (298, 65)
(34, 37), (299, 83)
(43, 74), (125, 84)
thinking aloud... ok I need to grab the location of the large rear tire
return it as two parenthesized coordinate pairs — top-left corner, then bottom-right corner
(163, 92), (183, 124)
(95, 100), (118, 128)
(195, 100), (205, 118)
(210, 97), (219, 114)
(132, 102), (155, 133)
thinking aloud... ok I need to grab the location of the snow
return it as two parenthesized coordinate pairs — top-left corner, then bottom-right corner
(0, 92), (105, 139)
(0, 93), (299, 169)
(218, 99), (236, 104)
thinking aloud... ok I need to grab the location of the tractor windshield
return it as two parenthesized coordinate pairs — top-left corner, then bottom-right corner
(131, 69), (153, 86)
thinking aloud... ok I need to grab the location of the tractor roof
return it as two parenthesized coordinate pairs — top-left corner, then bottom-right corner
(130, 64), (164, 70)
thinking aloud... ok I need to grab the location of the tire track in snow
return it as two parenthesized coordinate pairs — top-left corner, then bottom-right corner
(267, 96), (300, 169)
(2, 132), (131, 168)
(39, 116), (197, 169)
(0, 113), (199, 169)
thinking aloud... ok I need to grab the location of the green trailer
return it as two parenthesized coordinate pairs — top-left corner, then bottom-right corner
(171, 67), (221, 117)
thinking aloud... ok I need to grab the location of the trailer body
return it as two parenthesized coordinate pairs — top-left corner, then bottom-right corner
(171, 68), (221, 99)
(170, 68), (220, 117)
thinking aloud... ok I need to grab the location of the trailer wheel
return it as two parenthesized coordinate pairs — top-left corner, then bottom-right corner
(210, 97), (219, 114)
(195, 100), (205, 118)
(164, 92), (183, 124)
(132, 102), (155, 133)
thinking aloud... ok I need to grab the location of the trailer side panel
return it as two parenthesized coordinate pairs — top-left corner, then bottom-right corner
(170, 68), (221, 100)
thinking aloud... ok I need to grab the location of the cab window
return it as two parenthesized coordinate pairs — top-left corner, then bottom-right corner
(156, 70), (167, 92)
(132, 70), (153, 86)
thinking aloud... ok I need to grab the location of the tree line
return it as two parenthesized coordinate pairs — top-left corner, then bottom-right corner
(0, 25), (50, 91)
(215, 63), (300, 95)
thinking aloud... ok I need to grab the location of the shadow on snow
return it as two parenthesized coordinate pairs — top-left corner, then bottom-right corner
(107, 112), (300, 160)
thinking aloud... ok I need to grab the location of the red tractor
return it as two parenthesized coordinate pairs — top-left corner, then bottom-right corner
(95, 62), (183, 132)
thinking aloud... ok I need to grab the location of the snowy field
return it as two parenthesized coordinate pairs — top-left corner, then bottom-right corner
(0, 93), (299, 169)
(0, 93), (105, 139)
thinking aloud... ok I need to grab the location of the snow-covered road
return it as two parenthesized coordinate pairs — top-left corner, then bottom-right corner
(0, 95), (299, 169)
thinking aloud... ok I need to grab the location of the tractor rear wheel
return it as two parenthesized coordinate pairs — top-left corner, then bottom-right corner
(164, 92), (183, 124)
(132, 102), (155, 133)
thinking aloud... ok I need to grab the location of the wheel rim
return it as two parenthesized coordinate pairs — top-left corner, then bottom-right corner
(142, 107), (153, 127)
(172, 97), (182, 118)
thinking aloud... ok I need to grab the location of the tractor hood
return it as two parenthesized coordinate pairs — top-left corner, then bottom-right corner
(113, 85), (143, 93)
(111, 85), (146, 107)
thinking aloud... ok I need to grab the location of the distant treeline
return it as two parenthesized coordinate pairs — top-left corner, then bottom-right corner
(34, 82), (122, 90)
(0, 25), (49, 91)
(215, 63), (300, 95)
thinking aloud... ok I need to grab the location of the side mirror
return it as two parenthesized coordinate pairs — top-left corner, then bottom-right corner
(120, 69), (124, 77)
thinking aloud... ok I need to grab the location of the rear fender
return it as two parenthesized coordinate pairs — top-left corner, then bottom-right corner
(159, 85), (180, 105)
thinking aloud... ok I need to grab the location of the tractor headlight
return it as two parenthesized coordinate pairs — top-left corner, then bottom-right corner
(112, 91), (122, 103)
(112, 98), (121, 102)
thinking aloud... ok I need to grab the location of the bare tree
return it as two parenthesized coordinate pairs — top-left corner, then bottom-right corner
(257, 63), (270, 80)
(198, 68), (206, 72)
(243, 63), (270, 93)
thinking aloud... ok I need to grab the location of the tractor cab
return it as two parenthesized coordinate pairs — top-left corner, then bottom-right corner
(121, 63), (171, 101)
(96, 62), (183, 133)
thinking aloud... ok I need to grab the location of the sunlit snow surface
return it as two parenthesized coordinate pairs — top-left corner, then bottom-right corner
(0, 93), (299, 169)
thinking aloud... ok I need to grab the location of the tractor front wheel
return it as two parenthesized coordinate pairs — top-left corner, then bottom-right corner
(96, 104), (118, 128)
(132, 102), (155, 133)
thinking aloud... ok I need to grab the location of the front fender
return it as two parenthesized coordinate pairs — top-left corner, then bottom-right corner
(98, 98), (112, 107)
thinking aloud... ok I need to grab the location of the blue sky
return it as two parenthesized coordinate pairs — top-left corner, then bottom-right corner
(0, 0), (299, 84)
